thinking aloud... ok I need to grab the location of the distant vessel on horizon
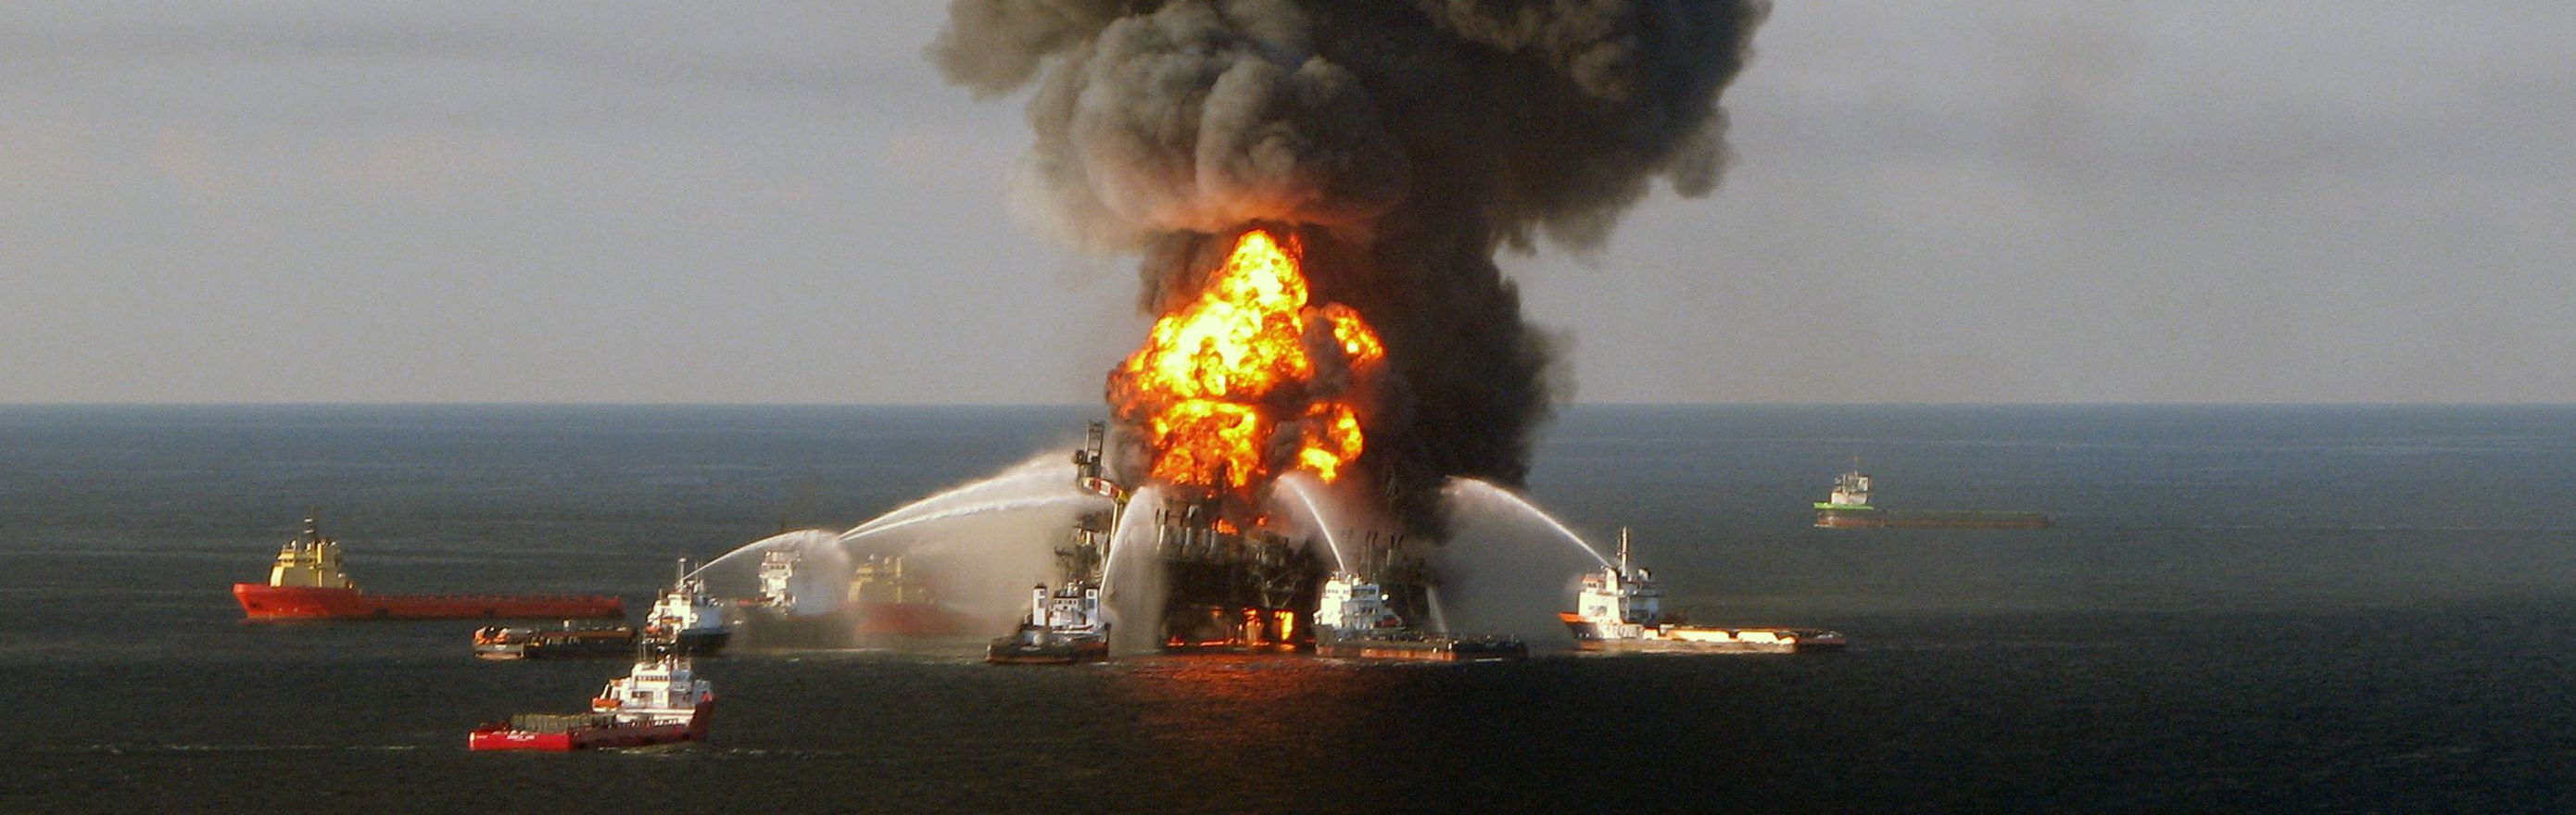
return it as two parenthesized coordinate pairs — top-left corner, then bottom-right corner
(1812, 470), (2049, 529)
(231, 516), (625, 621)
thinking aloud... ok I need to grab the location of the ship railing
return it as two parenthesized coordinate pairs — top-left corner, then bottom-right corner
(506, 712), (618, 734)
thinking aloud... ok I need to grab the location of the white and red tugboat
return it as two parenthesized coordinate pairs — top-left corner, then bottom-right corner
(987, 580), (1110, 665)
(467, 647), (714, 751)
(1559, 529), (1847, 654)
(988, 428), (1117, 665)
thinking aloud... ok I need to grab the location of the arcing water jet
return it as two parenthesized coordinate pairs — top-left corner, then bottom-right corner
(1274, 472), (1350, 572)
(1445, 478), (1614, 570)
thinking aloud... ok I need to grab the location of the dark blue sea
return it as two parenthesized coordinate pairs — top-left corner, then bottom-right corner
(5, 404), (2574, 812)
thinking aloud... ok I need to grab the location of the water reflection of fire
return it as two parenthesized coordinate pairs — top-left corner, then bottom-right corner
(1107, 230), (1384, 502)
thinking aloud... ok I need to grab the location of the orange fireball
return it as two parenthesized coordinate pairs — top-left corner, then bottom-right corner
(1111, 231), (1383, 494)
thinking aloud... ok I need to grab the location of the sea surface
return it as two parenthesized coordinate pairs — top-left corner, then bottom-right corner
(4, 404), (2573, 812)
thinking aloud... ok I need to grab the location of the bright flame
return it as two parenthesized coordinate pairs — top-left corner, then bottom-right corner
(1111, 231), (1383, 495)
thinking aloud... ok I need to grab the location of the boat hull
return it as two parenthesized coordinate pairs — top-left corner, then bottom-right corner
(985, 627), (1108, 665)
(1315, 634), (1528, 662)
(472, 627), (638, 660)
(851, 600), (968, 638)
(642, 630), (729, 658)
(467, 703), (713, 751)
(1562, 615), (1846, 654)
(235, 583), (624, 621)
(1813, 508), (2049, 529)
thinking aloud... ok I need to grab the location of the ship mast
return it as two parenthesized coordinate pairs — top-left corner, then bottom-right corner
(1617, 527), (1630, 579)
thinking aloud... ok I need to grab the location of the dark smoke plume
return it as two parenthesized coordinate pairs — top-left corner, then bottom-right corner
(932, 0), (1769, 533)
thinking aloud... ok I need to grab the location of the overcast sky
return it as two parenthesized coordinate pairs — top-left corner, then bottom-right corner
(5, 2), (2570, 404)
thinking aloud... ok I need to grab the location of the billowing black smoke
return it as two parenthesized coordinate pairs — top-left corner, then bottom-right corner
(932, 0), (1769, 533)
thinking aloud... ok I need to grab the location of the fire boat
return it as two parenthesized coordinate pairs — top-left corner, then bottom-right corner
(644, 558), (730, 658)
(1559, 529), (1845, 653)
(988, 579), (1111, 665)
(988, 427), (1116, 664)
(232, 515), (624, 621)
(737, 549), (968, 650)
(1312, 539), (1526, 661)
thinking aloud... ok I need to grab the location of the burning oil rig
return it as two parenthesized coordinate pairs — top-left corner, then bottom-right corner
(991, 421), (1322, 661)
(990, 232), (1519, 662)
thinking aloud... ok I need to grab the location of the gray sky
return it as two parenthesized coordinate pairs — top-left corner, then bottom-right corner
(5, 2), (2570, 404)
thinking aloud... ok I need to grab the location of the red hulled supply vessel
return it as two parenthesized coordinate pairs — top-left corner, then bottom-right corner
(468, 647), (713, 751)
(231, 516), (625, 621)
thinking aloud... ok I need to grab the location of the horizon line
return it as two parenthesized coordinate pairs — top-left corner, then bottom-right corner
(5, 400), (2574, 408)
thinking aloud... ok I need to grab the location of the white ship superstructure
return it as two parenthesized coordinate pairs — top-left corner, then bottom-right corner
(1313, 572), (1406, 640)
(594, 652), (713, 728)
(756, 549), (798, 609)
(647, 558), (731, 657)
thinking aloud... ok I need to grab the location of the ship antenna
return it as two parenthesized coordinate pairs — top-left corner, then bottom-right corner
(1618, 527), (1629, 577)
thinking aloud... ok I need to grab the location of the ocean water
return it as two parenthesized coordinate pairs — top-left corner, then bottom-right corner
(4, 404), (2573, 812)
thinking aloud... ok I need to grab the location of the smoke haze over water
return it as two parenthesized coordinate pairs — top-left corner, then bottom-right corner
(933, 0), (1770, 531)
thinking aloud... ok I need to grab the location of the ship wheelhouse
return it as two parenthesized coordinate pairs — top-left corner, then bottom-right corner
(1577, 528), (1667, 630)
(267, 516), (355, 589)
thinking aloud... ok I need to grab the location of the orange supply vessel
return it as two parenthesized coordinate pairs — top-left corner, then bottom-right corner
(233, 516), (625, 621)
